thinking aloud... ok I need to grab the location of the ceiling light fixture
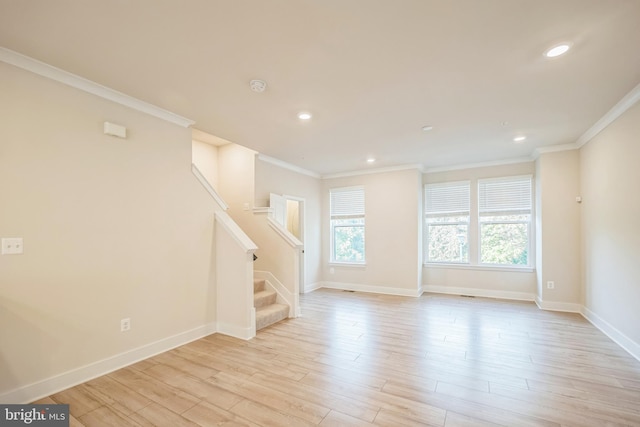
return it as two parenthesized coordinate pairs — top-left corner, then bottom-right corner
(422, 125), (434, 132)
(545, 44), (571, 58)
(249, 79), (267, 92)
(367, 158), (376, 164)
(513, 136), (527, 143)
(298, 112), (312, 120)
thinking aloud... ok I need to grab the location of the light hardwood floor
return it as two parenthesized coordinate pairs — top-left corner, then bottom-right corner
(36, 290), (640, 426)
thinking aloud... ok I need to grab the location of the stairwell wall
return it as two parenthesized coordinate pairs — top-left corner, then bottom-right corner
(254, 158), (322, 292)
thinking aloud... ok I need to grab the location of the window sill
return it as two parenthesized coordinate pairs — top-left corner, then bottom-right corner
(423, 262), (535, 273)
(329, 262), (367, 268)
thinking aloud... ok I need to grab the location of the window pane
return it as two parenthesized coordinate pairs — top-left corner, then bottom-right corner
(333, 223), (365, 262)
(427, 224), (468, 263)
(480, 222), (528, 265)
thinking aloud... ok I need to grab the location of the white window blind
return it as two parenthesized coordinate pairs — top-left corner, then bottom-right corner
(479, 176), (532, 216)
(425, 181), (470, 216)
(330, 187), (365, 219)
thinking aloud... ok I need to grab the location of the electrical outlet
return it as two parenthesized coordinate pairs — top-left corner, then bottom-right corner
(547, 281), (555, 289)
(2, 238), (23, 255)
(120, 318), (131, 332)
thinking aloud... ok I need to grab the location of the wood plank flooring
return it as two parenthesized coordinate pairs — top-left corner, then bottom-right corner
(35, 290), (640, 426)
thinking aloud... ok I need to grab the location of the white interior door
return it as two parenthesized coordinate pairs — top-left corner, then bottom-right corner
(271, 193), (306, 295)
(269, 193), (286, 227)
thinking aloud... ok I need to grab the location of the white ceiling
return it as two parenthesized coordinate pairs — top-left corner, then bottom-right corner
(1, 0), (639, 175)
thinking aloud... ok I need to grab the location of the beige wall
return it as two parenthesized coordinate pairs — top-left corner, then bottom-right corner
(0, 64), (217, 399)
(254, 158), (322, 290)
(322, 168), (422, 294)
(217, 144), (256, 232)
(423, 162), (537, 298)
(192, 139), (219, 190)
(535, 150), (581, 307)
(580, 101), (640, 347)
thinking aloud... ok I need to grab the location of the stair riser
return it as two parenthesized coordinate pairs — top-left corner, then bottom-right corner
(256, 306), (289, 331)
(253, 279), (265, 292)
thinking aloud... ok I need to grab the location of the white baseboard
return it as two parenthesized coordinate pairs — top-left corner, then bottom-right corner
(216, 321), (255, 341)
(423, 285), (535, 301)
(0, 322), (217, 404)
(534, 297), (582, 313)
(304, 282), (323, 293)
(319, 281), (423, 297)
(581, 306), (640, 363)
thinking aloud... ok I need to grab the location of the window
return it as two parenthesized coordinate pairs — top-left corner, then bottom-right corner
(330, 186), (365, 263)
(425, 181), (470, 263)
(479, 176), (532, 267)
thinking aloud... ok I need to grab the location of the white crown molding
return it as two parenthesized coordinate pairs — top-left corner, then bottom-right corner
(424, 157), (533, 174)
(0, 47), (195, 128)
(575, 81), (640, 149)
(257, 154), (321, 179)
(531, 143), (579, 159)
(323, 163), (425, 179)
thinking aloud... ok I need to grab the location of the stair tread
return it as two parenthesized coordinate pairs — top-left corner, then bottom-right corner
(254, 289), (276, 298)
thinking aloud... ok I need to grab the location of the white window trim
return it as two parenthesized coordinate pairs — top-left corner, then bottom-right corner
(478, 175), (533, 268)
(330, 186), (365, 265)
(424, 175), (535, 270)
(425, 181), (471, 264)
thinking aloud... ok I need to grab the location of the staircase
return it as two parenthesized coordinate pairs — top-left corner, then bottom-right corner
(254, 278), (289, 330)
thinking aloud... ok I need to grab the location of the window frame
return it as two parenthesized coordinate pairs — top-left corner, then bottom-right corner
(329, 186), (366, 265)
(424, 181), (471, 264)
(478, 175), (533, 268)
(424, 175), (534, 271)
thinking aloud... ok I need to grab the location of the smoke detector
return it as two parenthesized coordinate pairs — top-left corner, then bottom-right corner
(250, 79), (267, 93)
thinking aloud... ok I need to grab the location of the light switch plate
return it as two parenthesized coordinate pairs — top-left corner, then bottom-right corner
(2, 238), (24, 255)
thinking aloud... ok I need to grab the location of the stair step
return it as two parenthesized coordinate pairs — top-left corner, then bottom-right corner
(254, 278), (265, 292)
(256, 303), (289, 331)
(254, 289), (277, 308)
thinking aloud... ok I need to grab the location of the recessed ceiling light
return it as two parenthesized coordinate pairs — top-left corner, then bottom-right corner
(545, 44), (571, 58)
(422, 125), (434, 132)
(298, 112), (312, 120)
(513, 136), (527, 143)
(367, 158), (376, 163)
